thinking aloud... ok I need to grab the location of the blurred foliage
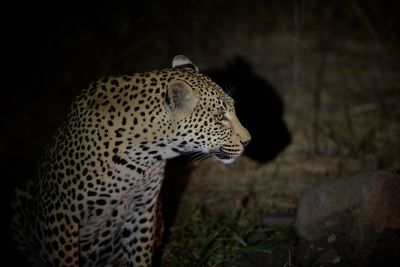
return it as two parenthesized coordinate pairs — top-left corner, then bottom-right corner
(161, 207), (296, 267)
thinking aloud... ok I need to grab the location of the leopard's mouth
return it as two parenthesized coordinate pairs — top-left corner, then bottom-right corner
(210, 148), (241, 164)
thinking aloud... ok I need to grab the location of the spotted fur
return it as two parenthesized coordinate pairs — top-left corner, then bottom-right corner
(12, 55), (250, 267)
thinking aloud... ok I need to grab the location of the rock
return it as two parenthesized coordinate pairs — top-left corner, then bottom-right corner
(316, 248), (341, 265)
(263, 213), (295, 226)
(295, 170), (400, 242)
(327, 234), (336, 243)
(369, 228), (400, 267)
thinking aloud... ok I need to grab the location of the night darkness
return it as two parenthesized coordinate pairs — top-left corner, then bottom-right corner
(2, 1), (400, 266)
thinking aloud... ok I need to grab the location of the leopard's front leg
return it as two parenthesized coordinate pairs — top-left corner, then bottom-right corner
(41, 210), (80, 267)
(121, 201), (158, 267)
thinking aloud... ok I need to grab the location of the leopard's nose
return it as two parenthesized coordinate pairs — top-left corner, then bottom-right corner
(240, 139), (250, 148)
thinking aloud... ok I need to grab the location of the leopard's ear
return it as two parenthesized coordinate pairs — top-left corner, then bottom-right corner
(172, 55), (199, 72)
(165, 80), (198, 114)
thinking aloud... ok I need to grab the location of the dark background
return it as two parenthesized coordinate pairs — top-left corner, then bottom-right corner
(1, 1), (399, 266)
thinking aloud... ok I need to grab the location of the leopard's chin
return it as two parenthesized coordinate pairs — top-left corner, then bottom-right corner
(213, 156), (236, 164)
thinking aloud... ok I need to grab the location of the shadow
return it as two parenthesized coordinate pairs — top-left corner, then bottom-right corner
(153, 156), (194, 266)
(205, 56), (291, 163)
(1, 152), (37, 267)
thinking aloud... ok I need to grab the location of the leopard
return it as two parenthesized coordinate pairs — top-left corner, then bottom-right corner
(12, 55), (251, 267)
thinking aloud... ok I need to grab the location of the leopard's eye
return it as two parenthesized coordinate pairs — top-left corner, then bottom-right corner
(216, 112), (229, 122)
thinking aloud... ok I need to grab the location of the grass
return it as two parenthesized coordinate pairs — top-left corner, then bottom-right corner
(161, 207), (297, 267)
